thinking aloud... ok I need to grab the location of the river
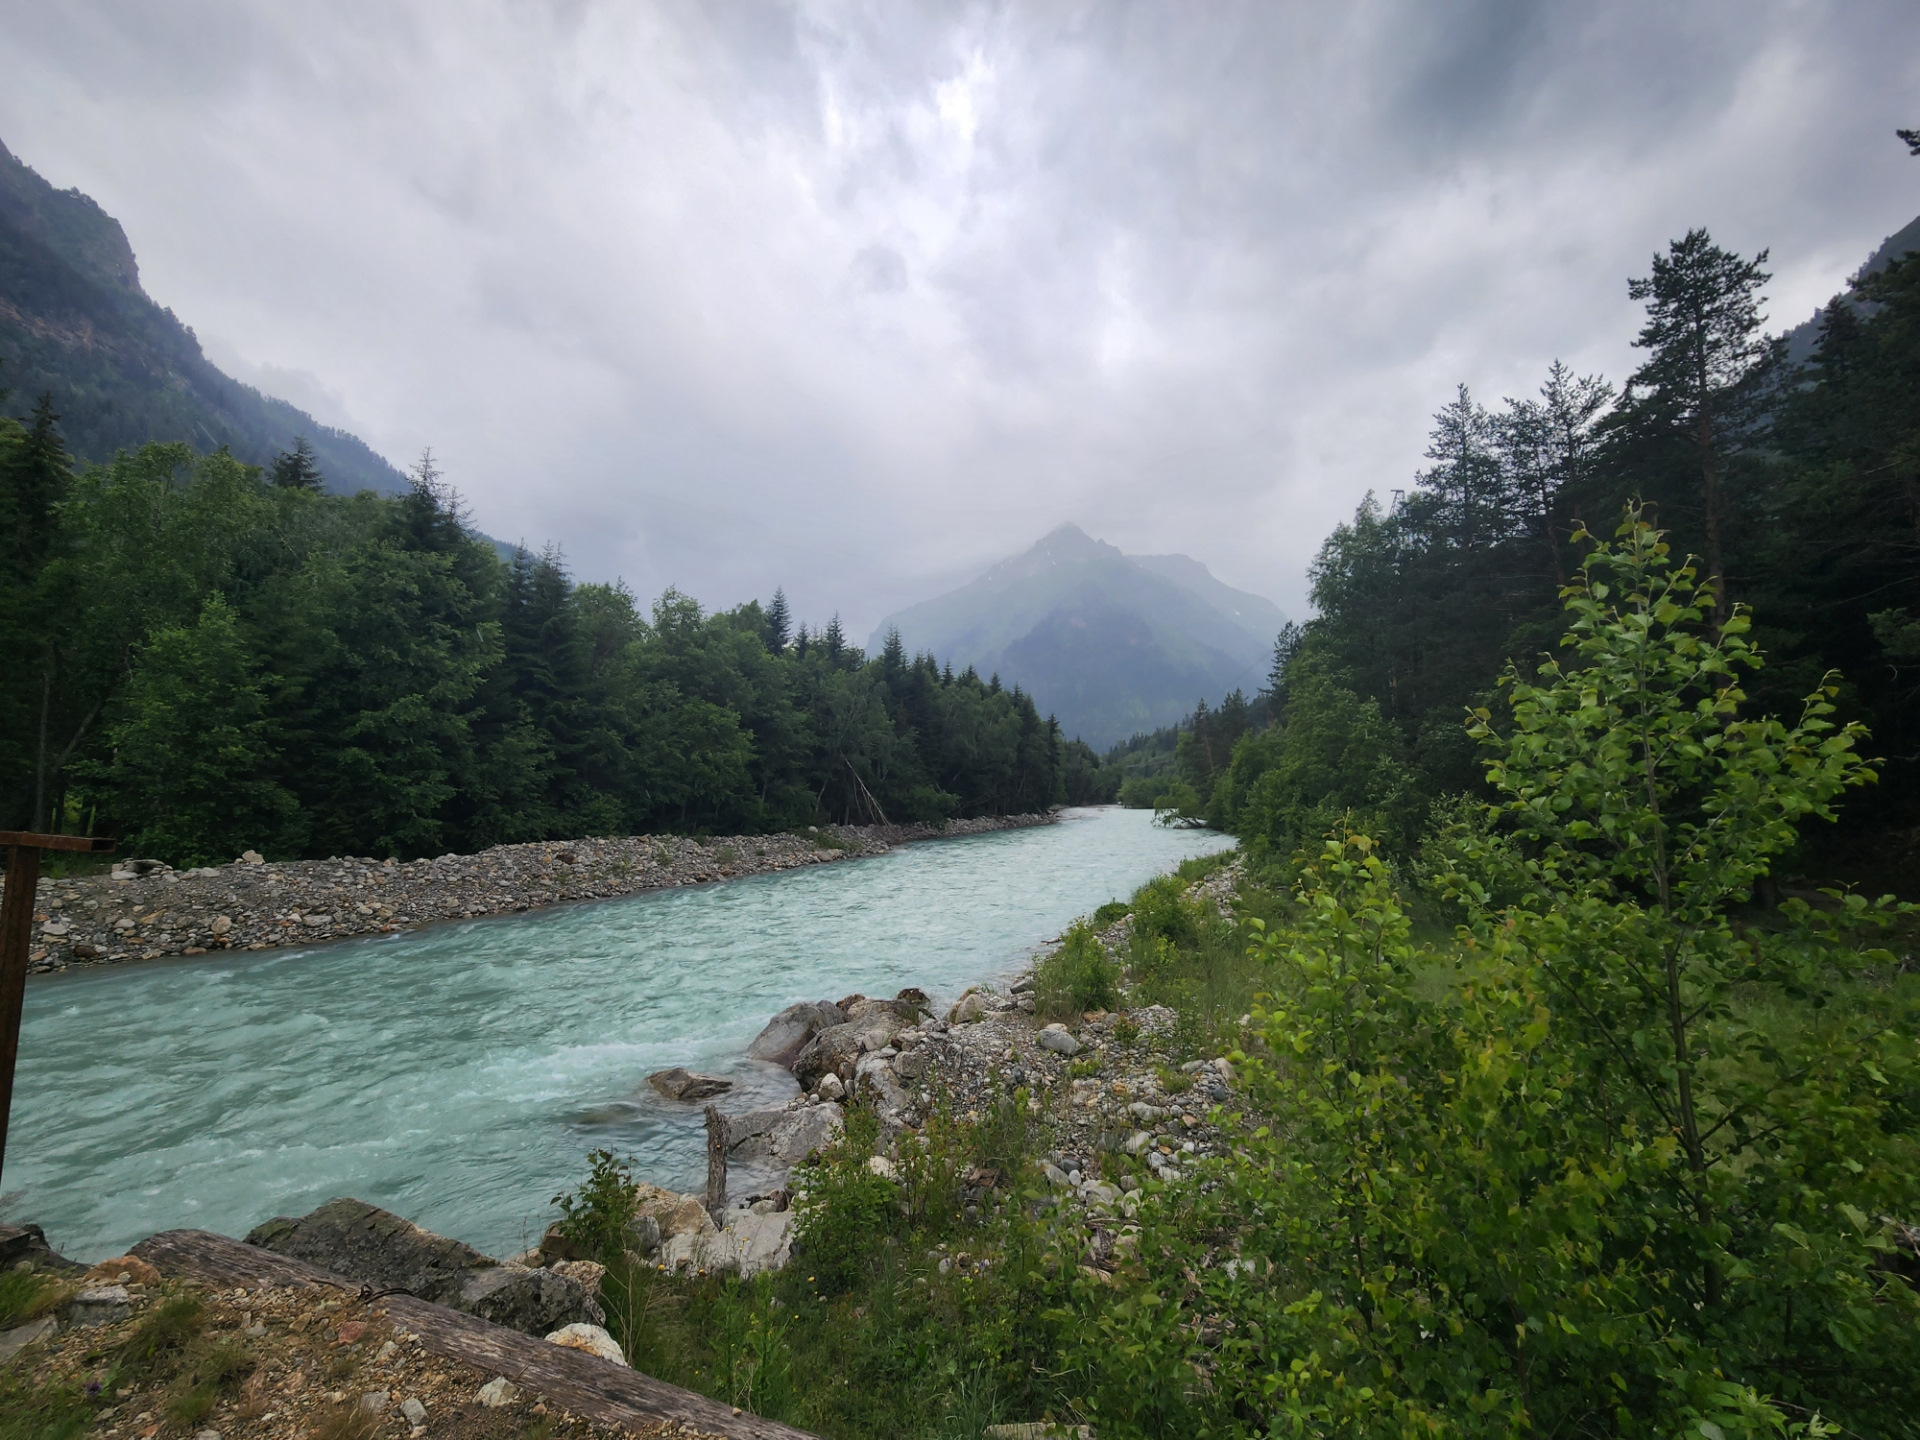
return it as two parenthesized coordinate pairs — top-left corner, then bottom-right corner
(4, 807), (1227, 1260)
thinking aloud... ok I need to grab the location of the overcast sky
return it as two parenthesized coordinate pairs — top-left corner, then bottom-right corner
(2, 1), (1916, 636)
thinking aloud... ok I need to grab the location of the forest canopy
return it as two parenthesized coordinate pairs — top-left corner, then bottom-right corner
(0, 419), (1094, 864)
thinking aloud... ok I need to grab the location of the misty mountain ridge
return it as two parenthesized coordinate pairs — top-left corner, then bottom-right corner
(0, 135), (405, 494)
(1783, 210), (1920, 363)
(873, 523), (1287, 750)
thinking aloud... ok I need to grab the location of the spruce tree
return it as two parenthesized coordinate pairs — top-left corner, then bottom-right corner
(765, 587), (791, 651)
(269, 436), (324, 491)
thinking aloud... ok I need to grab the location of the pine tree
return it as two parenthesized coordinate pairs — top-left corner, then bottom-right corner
(1496, 361), (1613, 585)
(823, 614), (845, 661)
(1620, 230), (1776, 625)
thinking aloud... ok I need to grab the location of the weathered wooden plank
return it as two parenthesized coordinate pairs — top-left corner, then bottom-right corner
(132, 1229), (820, 1440)
(0, 832), (114, 852)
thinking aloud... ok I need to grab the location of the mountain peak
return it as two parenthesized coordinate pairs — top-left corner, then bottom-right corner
(1035, 522), (1122, 561)
(873, 523), (1287, 747)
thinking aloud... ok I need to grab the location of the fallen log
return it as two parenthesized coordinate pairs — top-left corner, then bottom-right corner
(132, 1228), (819, 1440)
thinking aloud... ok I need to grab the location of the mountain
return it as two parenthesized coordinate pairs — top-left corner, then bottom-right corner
(872, 524), (1287, 749)
(0, 136), (405, 493)
(1784, 211), (1920, 363)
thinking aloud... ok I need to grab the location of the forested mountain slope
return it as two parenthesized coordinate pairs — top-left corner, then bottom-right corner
(873, 524), (1287, 749)
(1137, 193), (1920, 887)
(0, 136), (405, 494)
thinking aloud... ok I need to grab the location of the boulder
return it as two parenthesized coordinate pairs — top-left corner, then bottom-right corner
(844, 989), (930, 1028)
(746, 1001), (845, 1068)
(650, 1192), (717, 1239)
(793, 1022), (869, 1089)
(0, 1317), (57, 1365)
(659, 1209), (794, 1276)
(1037, 1025), (1080, 1056)
(724, 1108), (786, 1150)
(62, 1285), (130, 1327)
(894, 1048), (930, 1081)
(948, 990), (990, 1025)
(646, 1067), (733, 1102)
(728, 1103), (844, 1167)
(246, 1198), (602, 1336)
(547, 1321), (628, 1366)
(0, 1223), (80, 1274)
(815, 1073), (845, 1101)
(476, 1377), (518, 1408)
(548, 1259), (606, 1292)
(855, 1054), (909, 1114)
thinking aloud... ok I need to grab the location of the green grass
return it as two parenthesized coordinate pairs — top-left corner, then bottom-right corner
(0, 1271), (64, 1331)
(0, 1372), (92, 1440)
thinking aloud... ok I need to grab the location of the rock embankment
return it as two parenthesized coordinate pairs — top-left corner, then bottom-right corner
(5, 813), (1054, 975)
(0, 1234), (735, 1440)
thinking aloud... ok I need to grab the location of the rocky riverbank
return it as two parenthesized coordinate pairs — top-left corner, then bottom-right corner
(620, 858), (1247, 1277)
(3, 814), (1056, 975)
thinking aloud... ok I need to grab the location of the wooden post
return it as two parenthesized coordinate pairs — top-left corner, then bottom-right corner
(703, 1104), (727, 1220)
(0, 831), (113, 1189)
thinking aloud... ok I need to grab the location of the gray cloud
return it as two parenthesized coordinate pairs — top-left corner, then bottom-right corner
(2, 0), (1916, 636)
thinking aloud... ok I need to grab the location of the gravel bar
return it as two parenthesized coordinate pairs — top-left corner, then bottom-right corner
(4, 814), (1056, 976)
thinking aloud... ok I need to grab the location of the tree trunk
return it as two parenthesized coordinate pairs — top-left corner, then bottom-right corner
(704, 1103), (728, 1219)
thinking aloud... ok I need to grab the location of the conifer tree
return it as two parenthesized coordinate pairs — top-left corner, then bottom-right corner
(268, 437), (324, 491)
(1619, 229), (1776, 625)
(765, 587), (791, 651)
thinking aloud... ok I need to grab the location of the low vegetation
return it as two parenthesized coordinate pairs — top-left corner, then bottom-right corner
(556, 516), (1920, 1438)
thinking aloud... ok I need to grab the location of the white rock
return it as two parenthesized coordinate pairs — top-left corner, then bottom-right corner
(1037, 1028), (1080, 1056)
(1121, 1130), (1152, 1156)
(948, 990), (989, 1025)
(359, 1390), (390, 1414)
(476, 1376), (518, 1407)
(660, 1210), (795, 1277)
(400, 1397), (428, 1425)
(546, 1322), (629, 1366)
(815, 1072), (845, 1101)
(866, 1154), (899, 1180)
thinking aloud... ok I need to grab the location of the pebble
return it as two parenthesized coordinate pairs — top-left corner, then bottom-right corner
(7, 815), (1053, 973)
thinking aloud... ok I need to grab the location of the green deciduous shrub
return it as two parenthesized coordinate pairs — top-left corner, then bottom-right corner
(793, 1109), (904, 1296)
(1033, 921), (1120, 1019)
(551, 1148), (642, 1263)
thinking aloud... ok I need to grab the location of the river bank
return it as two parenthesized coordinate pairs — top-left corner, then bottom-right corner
(2, 814), (1056, 975)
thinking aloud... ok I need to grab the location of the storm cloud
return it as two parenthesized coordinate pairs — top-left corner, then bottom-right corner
(1, 1), (1915, 633)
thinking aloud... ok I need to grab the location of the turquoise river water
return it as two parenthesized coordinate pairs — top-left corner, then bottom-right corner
(4, 807), (1227, 1260)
